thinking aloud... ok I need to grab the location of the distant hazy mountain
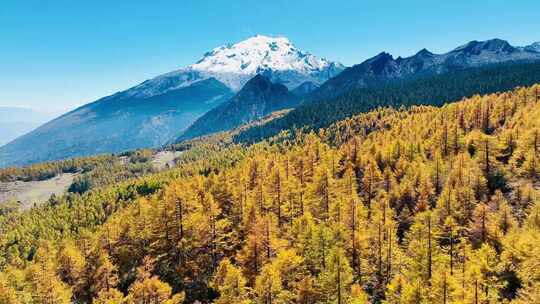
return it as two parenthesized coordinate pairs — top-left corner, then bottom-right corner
(524, 41), (540, 53)
(0, 107), (51, 146)
(310, 39), (540, 101)
(0, 78), (233, 167)
(180, 75), (298, 140)
(0, 35), (343, 167)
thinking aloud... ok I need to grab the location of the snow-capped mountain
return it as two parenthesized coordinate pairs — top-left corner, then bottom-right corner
(0, 35), (342, 167)
(126, 35), (344, 97)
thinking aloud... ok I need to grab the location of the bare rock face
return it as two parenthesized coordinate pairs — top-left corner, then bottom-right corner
(311, 39), (540, 101)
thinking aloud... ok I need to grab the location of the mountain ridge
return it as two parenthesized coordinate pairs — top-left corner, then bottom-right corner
(179, 75), (298, 140)
(2, 37), (540, 167)
(0, 78), (234, 167)
(0, 35), (342, 167)
(308, 38), (540, 101)
(126, 35), (345, 96)
(235, 60), (540, 144)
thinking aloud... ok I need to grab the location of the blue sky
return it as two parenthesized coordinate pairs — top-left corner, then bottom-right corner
(1, 0), (539, 114)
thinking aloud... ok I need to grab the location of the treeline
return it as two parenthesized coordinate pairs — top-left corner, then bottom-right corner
(67, 162), (155, 194)
(1, 85), (540, 303)
(68, 150), (157, 194)
(0, 149), (159, 184)
(0, 155), (117, 182)
(0, 149), (161, 196)
(236, 61), (540, 144)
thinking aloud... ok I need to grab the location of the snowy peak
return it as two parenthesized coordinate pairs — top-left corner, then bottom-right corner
(128, 35), (344, 97)
(191, 35), (336, 75)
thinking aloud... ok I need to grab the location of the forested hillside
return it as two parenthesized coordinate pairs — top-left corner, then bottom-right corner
(1, 85), (540, 303)
(179, 75), (299, 141)
(0, 35), (343, 168)
(236, 61), (540, 143)
(0, 149), (161, 195)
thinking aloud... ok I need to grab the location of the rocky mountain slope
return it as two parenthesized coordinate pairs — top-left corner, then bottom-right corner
(135, 34), (344, 93)
(309, 39), (540, 101)
(184, 39), (540, 143)
(0, 35), (342, 167)
(0, 78), (233, 167)
(179, 75), (298, 140)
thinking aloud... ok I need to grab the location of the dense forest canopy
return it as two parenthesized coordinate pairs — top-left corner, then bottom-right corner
(1, 85), (540, 303)
(236, 61), (540, 144)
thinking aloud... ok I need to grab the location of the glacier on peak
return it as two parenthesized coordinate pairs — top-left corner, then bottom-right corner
(127, 35), (344, 97)
(190, 35), (333, 75)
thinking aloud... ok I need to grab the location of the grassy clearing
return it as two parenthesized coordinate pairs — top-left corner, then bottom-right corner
(0, 173), (76, 209)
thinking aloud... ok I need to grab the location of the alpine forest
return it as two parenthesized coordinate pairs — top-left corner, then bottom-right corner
(1, 84), (540, 304)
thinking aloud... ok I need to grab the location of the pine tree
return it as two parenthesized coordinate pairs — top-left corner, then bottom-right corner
(317, 247), (353, 304)
(90, 251), (119, 298)
(360, 160), (382, 219)
(126, 257), (184, 304)
(212, 259), (251, 304)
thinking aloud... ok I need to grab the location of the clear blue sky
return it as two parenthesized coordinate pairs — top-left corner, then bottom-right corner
(1, 0), (539, 114)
